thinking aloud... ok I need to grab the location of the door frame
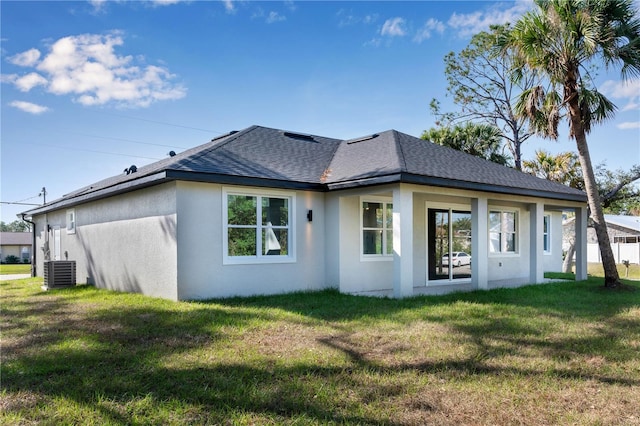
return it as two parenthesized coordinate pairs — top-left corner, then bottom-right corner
(425, 201), (473, 286)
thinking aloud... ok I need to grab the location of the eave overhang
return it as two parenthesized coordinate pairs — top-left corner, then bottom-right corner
(326, 172), (588, 203)
(24, 169), (587, 219)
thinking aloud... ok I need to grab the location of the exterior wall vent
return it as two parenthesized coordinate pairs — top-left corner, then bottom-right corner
(43, 260), (76, 290)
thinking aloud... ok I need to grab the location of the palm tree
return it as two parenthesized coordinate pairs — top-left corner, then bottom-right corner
(522, 150), (583, 188)
(422, 122), (511, 166)
(502, 0), (640, 288)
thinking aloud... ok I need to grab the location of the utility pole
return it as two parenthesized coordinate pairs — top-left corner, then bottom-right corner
(39, 187), (47, 204)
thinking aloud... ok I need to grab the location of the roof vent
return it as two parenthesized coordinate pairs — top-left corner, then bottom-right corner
(124, 165), (137, 175)
(168, 150), (176, 157)
(211, 130), (238, 142)
(283, 131), (316, 142)
(347, 134), (379, 144)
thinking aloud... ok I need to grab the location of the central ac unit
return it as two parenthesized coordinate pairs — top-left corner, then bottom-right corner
(43, 261), (76, 289)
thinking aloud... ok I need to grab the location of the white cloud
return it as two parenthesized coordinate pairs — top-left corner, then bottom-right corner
(222, 0), (235, 14)
(15, 72), (48, 92)
(380, 17), (406, 37)
(600, 79), (640, 99)
(1, 74), (17, 84)
(266, 11), (286, 24)
(6, 32), (186, 108)
(447, 0), (532, 38)
(600, 79), (640, 111)
(413, 18), (445, 43)
(617, 121), (640, 130)
(9, 100), (50, 114)
(336, 9), (378, 27)
(150, 0), (184, 5)
(8, 48), (41, 67)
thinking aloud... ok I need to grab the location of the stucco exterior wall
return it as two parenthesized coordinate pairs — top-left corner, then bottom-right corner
(33, 183), (179, 300)
(543, 211), (564, 272)
(175, 182), (328, 299)
(336, 194), (393, 293)
(28, 177), (581, 301)
(331, 184), (573, 294)
(486, 203), (530, 282)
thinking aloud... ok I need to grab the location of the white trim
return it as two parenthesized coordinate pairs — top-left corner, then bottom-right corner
(360, 195), (393, 262)
(425, 201), (472, 285)
(488, 206), (520, 256)
(66, 209), (76, 235)
(543, 214), (551, 254)
(222, 187), (296, 265)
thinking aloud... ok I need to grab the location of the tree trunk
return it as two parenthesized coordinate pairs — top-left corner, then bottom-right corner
(566, 89), (621, 287)
(563, 241), (575, 274)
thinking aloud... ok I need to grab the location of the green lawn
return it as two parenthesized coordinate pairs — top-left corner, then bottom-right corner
(0, 264), (31, 275)
(545, 262), (640, 281)
(2, 277), (639, 425)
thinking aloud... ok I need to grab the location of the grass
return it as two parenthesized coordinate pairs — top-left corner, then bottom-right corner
(2, 277), (639, 425)
(588, 262), (640, 280)
(544, 262), (640, 281)
(0, 264), (30, 275)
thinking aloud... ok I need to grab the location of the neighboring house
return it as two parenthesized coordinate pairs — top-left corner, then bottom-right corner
(596, 215), (640, 244)
(564, 214), (640, 264)
(23, 125), (588, 300)
(0, 232), (32, 263)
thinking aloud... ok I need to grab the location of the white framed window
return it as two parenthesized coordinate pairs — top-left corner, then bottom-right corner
(223, 188), (295, 264)
(66, 209), (76, 234)
(489, 209), (517, 253)
(361, 197), (393, 260)
(543, 215), (551, 253)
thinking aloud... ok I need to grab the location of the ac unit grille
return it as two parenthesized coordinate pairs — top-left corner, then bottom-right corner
(44, 261), (76, 288)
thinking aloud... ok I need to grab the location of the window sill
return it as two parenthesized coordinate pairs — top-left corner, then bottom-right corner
(223, 256), (296, 265)
(360, 255), (393, 262)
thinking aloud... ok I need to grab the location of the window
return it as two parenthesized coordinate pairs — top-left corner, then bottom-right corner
(66, 209), (76, 234)
(224, 189), (294, 263)
(489, 210), (517, 253)
(543, 215), (551, 253)
(614, 236), (640, 243)
(361, 199), (393, 258)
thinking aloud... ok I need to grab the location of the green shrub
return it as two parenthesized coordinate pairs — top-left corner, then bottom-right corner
(4, 255), (21, 264)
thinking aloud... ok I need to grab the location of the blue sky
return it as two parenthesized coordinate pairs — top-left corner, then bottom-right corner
(1, 0), (639, 223)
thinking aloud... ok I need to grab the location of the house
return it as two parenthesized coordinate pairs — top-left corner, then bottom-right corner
(564, 214), (640, 264)
(0, 232), (32, 263)
(596, 215), (640, 244)
(22, 125), (588, 300)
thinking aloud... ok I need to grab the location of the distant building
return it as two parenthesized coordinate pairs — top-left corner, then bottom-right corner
(0, 232), (32, 263)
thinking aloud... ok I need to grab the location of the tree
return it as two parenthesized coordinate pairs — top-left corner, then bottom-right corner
(523, 150), (583, 273)
(0, 220), (31, 232)
(503, 0), (640, 288)
(524, 152), (640, 272)
(422, 122), (511, 165)
(595, 164), (640, 214)
(431, 24), (539, 170)
(522, 150), (583, 188)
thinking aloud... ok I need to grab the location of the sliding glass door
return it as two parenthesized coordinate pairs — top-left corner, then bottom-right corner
(428, 208), (472, 281)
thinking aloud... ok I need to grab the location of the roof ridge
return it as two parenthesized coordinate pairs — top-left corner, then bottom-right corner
(176, 125), (258, 167)
(391, 129), (409, 173)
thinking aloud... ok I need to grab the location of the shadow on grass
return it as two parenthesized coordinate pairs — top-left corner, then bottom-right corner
(2, 277), (640, 424)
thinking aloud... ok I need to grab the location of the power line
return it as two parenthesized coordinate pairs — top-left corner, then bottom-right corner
(99, 111), (223, 134)
(47, 128), (191, 149)
(23, 141), (163, 160)
(0, 201), (41, 206)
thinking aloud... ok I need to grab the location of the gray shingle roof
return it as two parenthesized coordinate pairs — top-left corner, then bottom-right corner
(0, 232), (32, 246)
(24, 125), (586, 216)
(327, 129), (586, 199)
